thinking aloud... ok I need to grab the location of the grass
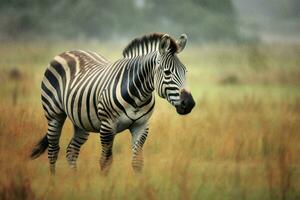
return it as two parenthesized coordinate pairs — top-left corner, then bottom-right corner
(0, 40), (299, 199)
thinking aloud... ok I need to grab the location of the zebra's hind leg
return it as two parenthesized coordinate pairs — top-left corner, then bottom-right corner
(130, 123), (149, 173)
(47, 117), (66, 175)
(66, 125), (89, 170)
(99, 124), (115, 174)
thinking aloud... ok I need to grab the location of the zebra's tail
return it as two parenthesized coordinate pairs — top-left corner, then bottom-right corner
(30, 135), (48, 159)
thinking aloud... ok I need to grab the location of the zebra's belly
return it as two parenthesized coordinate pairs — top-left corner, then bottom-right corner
(66, 106), (101, 133)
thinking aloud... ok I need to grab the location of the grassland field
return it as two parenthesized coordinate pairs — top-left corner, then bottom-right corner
(0, 40), (299, 200)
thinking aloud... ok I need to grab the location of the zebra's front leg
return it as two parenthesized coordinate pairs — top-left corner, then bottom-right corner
(66, 125), (89, 170)
(99, 124), (115, 174)
(130, 123), (149, 173)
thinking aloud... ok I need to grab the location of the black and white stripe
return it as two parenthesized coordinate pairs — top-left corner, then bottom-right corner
(31, 33), (193, 174)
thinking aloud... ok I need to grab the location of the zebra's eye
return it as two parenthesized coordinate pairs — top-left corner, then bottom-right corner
(164, 69), (172, 76)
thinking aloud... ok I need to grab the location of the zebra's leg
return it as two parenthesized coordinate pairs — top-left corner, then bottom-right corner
(130, 123), (149, 173)
(47, 117), (66, 175)
(99, 124), (115, 174)
(66, 125), (89, 170)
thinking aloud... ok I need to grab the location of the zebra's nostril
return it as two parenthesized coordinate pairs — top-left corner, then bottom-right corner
(181, 100), (187, 108)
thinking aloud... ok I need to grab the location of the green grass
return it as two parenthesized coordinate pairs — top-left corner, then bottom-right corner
(0, 40), (300, 200)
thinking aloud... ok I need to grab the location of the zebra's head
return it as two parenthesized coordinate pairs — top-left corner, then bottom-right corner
(155, 34), (195, 115)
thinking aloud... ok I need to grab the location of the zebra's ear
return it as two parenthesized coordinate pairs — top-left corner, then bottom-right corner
(176, 34), (187, 53)
(159, 34), (171, 55)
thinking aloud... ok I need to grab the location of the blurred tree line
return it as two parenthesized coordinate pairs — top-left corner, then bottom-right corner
(0, 0), (240, 42)
(0, 0), (298, 42)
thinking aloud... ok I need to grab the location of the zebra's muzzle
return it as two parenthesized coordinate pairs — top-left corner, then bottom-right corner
(175, 89), (195, 115)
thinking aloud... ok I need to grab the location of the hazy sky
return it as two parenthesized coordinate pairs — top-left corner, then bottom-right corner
(233, 0), (300, 42)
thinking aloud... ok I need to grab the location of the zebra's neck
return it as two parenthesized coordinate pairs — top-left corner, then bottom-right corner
(123, 52), (158, 107)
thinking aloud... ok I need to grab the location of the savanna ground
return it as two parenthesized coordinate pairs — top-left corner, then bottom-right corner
(0, 40), (299, 200)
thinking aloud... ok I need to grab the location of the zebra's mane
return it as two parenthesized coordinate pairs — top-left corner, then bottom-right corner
(122, 33), (179, 58)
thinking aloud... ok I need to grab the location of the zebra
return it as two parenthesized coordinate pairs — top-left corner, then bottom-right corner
(30, 33), (195, 174)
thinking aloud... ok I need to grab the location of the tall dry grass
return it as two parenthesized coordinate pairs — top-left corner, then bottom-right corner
(0, 94), (299, 199)
(0, 41), (299, 199)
